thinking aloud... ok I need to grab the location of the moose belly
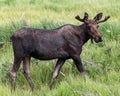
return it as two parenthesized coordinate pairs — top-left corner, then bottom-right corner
(31, 49), (69, 60)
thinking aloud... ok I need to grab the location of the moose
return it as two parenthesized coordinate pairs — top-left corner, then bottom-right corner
(9, 12), (110, 91)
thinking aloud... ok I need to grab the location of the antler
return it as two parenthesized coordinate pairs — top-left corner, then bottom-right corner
(83, 12), (88, 20)
(97, 16), (110, 23)
(75, 15), (84, 22)
(75, 12), (88, 22)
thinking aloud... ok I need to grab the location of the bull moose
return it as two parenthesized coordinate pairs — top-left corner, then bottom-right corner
(9, 12), (110, 91)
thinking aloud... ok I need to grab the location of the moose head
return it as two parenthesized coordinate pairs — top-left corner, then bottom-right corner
(75, 12), (110, 43)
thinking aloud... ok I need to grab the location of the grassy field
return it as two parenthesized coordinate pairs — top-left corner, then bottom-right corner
(0, 0), (120, 96)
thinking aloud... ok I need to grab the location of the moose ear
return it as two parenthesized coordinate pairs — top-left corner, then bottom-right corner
(94, 13), (103, 21)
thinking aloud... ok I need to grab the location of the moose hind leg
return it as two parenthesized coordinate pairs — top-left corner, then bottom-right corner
(9, 58), (22, 90)
(49, 59), (66, 89)
(23, 56), (34, 91)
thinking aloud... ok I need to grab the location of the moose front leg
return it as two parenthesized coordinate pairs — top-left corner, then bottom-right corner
(49, 59), (66, 89)
(73, 56), (86, 81)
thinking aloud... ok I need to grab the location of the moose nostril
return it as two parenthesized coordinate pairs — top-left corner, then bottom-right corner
(94, 37), (102, 43)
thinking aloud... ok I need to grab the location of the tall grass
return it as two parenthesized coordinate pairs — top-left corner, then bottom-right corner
(0, 0), (120, 96)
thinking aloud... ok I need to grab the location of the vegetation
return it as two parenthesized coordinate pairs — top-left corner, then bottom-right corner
(0, 0), (120, 96)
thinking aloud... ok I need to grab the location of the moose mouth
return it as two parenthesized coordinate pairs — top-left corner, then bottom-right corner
(94, 37), (103, 43)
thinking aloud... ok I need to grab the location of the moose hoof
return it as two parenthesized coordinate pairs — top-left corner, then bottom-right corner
(81, 72), (87, 81)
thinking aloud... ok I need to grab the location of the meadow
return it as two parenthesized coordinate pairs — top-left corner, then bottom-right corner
(0, 0), (120, 96)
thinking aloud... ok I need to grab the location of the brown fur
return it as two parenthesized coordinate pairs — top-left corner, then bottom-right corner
(9, 12), (110, 91)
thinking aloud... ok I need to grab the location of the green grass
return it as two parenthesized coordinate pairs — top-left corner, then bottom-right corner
(0, 0), (120, 96)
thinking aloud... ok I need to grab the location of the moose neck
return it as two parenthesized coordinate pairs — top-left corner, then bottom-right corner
(79, 24), (91, 45)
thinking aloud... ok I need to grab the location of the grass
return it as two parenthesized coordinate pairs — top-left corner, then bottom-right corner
(0, 0), (120, 96)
